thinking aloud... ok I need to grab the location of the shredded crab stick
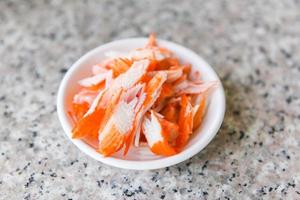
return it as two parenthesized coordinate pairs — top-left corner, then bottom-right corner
(69, 34), (218, 157)
(142, 111), (176, 156)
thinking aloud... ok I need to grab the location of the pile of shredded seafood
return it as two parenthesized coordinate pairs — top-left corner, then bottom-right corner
(69, 34), (217, 157)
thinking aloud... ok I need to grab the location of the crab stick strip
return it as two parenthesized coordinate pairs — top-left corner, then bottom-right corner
(176, 95), (194, 149)
(142, 111), (176, 156)
(98, 98), (138, 156)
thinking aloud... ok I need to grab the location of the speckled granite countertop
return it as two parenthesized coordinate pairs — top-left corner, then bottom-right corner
(1, 0), (300, 199)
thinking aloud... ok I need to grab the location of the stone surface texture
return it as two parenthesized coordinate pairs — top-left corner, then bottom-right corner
(0, 0), (299, 199)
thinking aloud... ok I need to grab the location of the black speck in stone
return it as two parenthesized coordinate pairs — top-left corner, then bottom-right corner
(177, 167), (182, 172)
(111, 183), (117, 189)
(269, 187), (273, 192)
(268, 126), (275, 134)
(259, 187), (267, 195)
(83, 162), (88, 168)
(24, 174), (35, 188)
(23, 162), (31, 171)
(288, 182), (295, 188)
(202, 160), (209, 170)
(165, 167), (169, 171)
(123, 189), (134, 197)
(255, 79), (265, 86)
(70, 159), (78, 165)
(173, 189), (178, 193)
(3, 111), (10, 117)
(255, 69), (260, 75)
(296, 191), (300, 195)
(24, 194), (31, 200)
(0, 96), (5, 101)
(49, 32), (56, 40)
(284, 85), (289, 91)
(60, 68), (68, 74)
(239, 131), (245, 140)
(186, 162), (192, 167)
(280, 49), (292, 59)
(282, 168), (286, 172)
(267, 58), (277, 67)
(136, 186), (145, 194)
(286, 96), (292, 104)
(50, 173), (57, 177)
(18, 138), (22, 141)
(232, 57), (240, 63)
(97, 181), (101, 187)
(29, 143), (34, 148)
(263, 93), (269, 98)
(32, 131), (37, 137)
(259, 46), (266, 54)
(203, 191), (208, 196)
(233, 110), (240, 115)
(160, 194), (166, 199)
(259, 142), (263, 147)
(258, 159), (263, 163)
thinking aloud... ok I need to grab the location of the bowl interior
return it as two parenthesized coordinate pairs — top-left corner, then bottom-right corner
(57, 38), (225, 169)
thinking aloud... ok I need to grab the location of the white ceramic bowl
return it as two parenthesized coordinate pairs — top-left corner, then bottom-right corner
(57, 38), (225, 170)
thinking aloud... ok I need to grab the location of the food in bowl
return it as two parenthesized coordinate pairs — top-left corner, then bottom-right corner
(69, 34), (218, 157)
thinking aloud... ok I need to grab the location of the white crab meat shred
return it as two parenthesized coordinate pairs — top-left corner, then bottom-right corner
(175, 80), (218, 94)
(142, 112), (163, 147)
(92, 64), (109, 75)
(113, 59), (149, 90)
(165, 68), (183, 83)
(83, 89), (107, 117)
(129, 49), (168, 61)
(73, 90), (97, 105)
(121, 83), (145, 103)
(78, 71), (110, 87)
(98, 99), (137, 142)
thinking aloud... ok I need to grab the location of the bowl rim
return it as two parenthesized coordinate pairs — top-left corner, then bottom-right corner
(57, 37), (226, 170)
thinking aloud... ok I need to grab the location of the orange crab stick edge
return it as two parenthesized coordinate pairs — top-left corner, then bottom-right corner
(98, 98), (138, 156)
(176, 94), (194, 150)
(142, 111), (176, 156)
